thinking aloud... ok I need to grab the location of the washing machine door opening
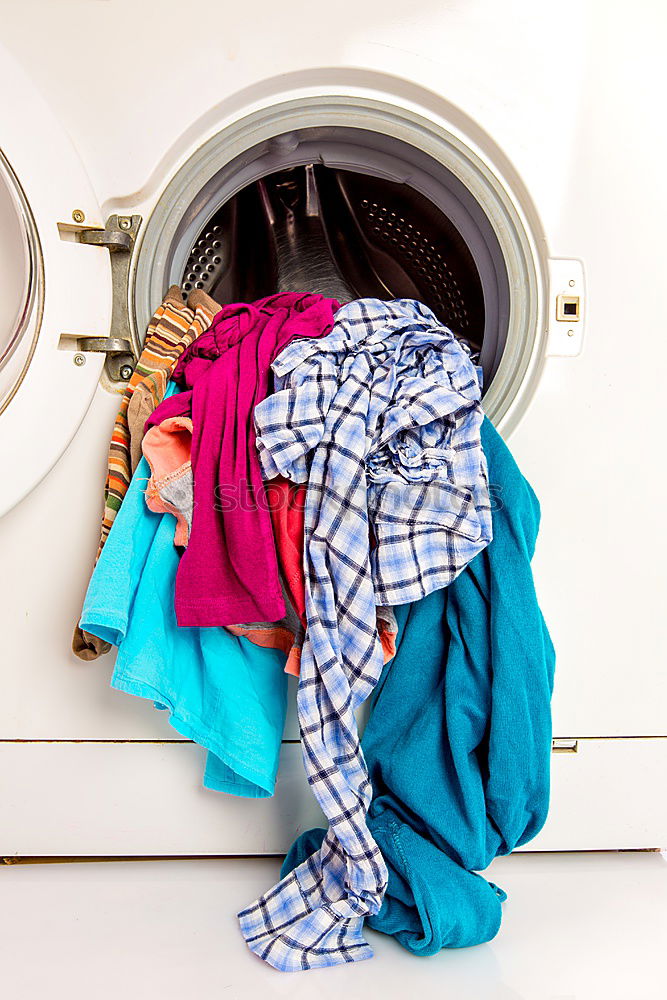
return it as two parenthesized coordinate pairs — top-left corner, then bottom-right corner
(180, 162), (489, 371)
(134, 104), (545, 428)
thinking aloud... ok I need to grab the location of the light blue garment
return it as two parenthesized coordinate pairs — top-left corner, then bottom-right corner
(80, 386), (288, 798)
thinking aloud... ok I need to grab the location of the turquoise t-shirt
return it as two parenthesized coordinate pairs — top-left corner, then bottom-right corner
(80, 388), (288, 798)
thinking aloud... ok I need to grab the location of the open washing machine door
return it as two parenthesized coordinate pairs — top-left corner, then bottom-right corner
(0, 48), (114, 518)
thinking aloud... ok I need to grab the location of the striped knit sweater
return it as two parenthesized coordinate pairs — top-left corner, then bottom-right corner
(73, 285), (220, 661)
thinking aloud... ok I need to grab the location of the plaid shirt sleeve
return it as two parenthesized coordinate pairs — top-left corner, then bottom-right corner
(239, 299), (492, 972)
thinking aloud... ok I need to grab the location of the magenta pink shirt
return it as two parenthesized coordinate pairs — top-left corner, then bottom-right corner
(146, 292), (339, 628)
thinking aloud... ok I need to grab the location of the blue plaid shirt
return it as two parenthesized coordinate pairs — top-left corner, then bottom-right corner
(238, 299), (492, 971)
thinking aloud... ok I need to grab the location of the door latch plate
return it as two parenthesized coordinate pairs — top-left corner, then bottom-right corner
(546, 258), (585, 358)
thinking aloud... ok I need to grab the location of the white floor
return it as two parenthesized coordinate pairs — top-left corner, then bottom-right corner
(2, 852), (666, 999)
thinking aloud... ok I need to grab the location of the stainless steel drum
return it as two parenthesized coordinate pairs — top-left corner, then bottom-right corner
(181, 164), (484, 357)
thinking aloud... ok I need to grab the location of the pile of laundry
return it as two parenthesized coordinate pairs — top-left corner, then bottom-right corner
(74, 287), (555, 972)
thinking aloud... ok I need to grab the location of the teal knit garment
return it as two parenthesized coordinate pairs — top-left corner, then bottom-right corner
(281, 417), (555, 955)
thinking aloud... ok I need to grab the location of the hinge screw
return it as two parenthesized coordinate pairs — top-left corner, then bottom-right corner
(118, 217), (132, 230)
(567, 329), (575, 337)
(72, 209), (85, 224)
(73, 353), (87, 367)
(119, 363), (134, 380)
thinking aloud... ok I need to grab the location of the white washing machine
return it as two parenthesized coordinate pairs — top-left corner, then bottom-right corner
(0, 0), (665, 857)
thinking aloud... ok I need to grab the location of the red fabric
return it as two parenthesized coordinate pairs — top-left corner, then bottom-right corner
(266, 480), (397, 678)
(267, 479), (307, 625)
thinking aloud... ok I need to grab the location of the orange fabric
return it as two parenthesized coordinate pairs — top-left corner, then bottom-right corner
(143, 416), (194, 548)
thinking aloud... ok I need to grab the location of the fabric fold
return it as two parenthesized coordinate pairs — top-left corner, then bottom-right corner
(73, 285), (220, 661)
(281, 417), (555, 957)
(77, 384), (289, 798)
(240, 298), (491, 971)
(146, 292), (340, 628)
(141, 419), (399, 676)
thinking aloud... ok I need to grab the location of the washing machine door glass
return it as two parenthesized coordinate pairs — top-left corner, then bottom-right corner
(0, 150), (39, 411)
(0, 47), (111, 518)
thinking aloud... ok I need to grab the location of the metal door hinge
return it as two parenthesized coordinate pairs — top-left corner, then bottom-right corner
(64, 214), (142, 382)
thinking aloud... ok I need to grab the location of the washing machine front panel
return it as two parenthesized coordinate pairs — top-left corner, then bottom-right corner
(0, 46), (111, 519)
(0, 1), (665, 857)
(0, 10), (655, 736)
